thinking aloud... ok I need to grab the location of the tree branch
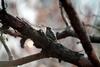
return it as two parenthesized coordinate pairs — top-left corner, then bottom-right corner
(0, 0), (98, 66)
(0, 32), (13, 61)
(59, 1), (69, 27)
(0, 7), (94, 67)
(0, 52), (46, 67)
(56, 28), (100, 43)
(59, 0), (100, 66)
(0, 51), (93, 67)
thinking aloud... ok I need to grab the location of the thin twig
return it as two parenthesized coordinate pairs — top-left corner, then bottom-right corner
(1, 0), (5, 10)
(80, 10), (100, 18)
(59, 1), (69, 27)
(84, 24), (100, 31)
(0, 52), (46, 67)
(0, 35), (17, 67)
(0, 33), (13, 61)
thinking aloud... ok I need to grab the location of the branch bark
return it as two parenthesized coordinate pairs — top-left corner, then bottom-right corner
(0, 8), (93, 67)
(56, 28), (100, 43)
(0, 52), (46, 67)
(59, 0), (100, 66)
(0, 0), (99, 66)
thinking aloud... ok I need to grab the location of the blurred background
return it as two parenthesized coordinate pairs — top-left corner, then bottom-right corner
(0, 0), (100, 67)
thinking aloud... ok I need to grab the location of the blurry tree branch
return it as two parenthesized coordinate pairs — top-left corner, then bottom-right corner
(0, 32), (13, 61)
(84, 24), (100, 31)
(59, 0), (100, 67)
(0, 1), (94, 67)
(0, 34), (18, 67)
(0, 52), (46, 67)
(56, 28), (100, 43)
(0, 9), (93, 67)
(59, 1), (69, 27)
(0, 0), (100, 67)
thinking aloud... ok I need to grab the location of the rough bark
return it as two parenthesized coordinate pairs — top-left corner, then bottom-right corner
(59, 0), (100, 66)
(0, 8), (93, 67)
(0, 0), (100, 66)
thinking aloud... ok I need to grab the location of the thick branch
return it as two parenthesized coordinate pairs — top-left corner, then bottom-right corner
(59, 0), (100, 66)
(0, 10), (94, 67)
(0, 51), (93, 67)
